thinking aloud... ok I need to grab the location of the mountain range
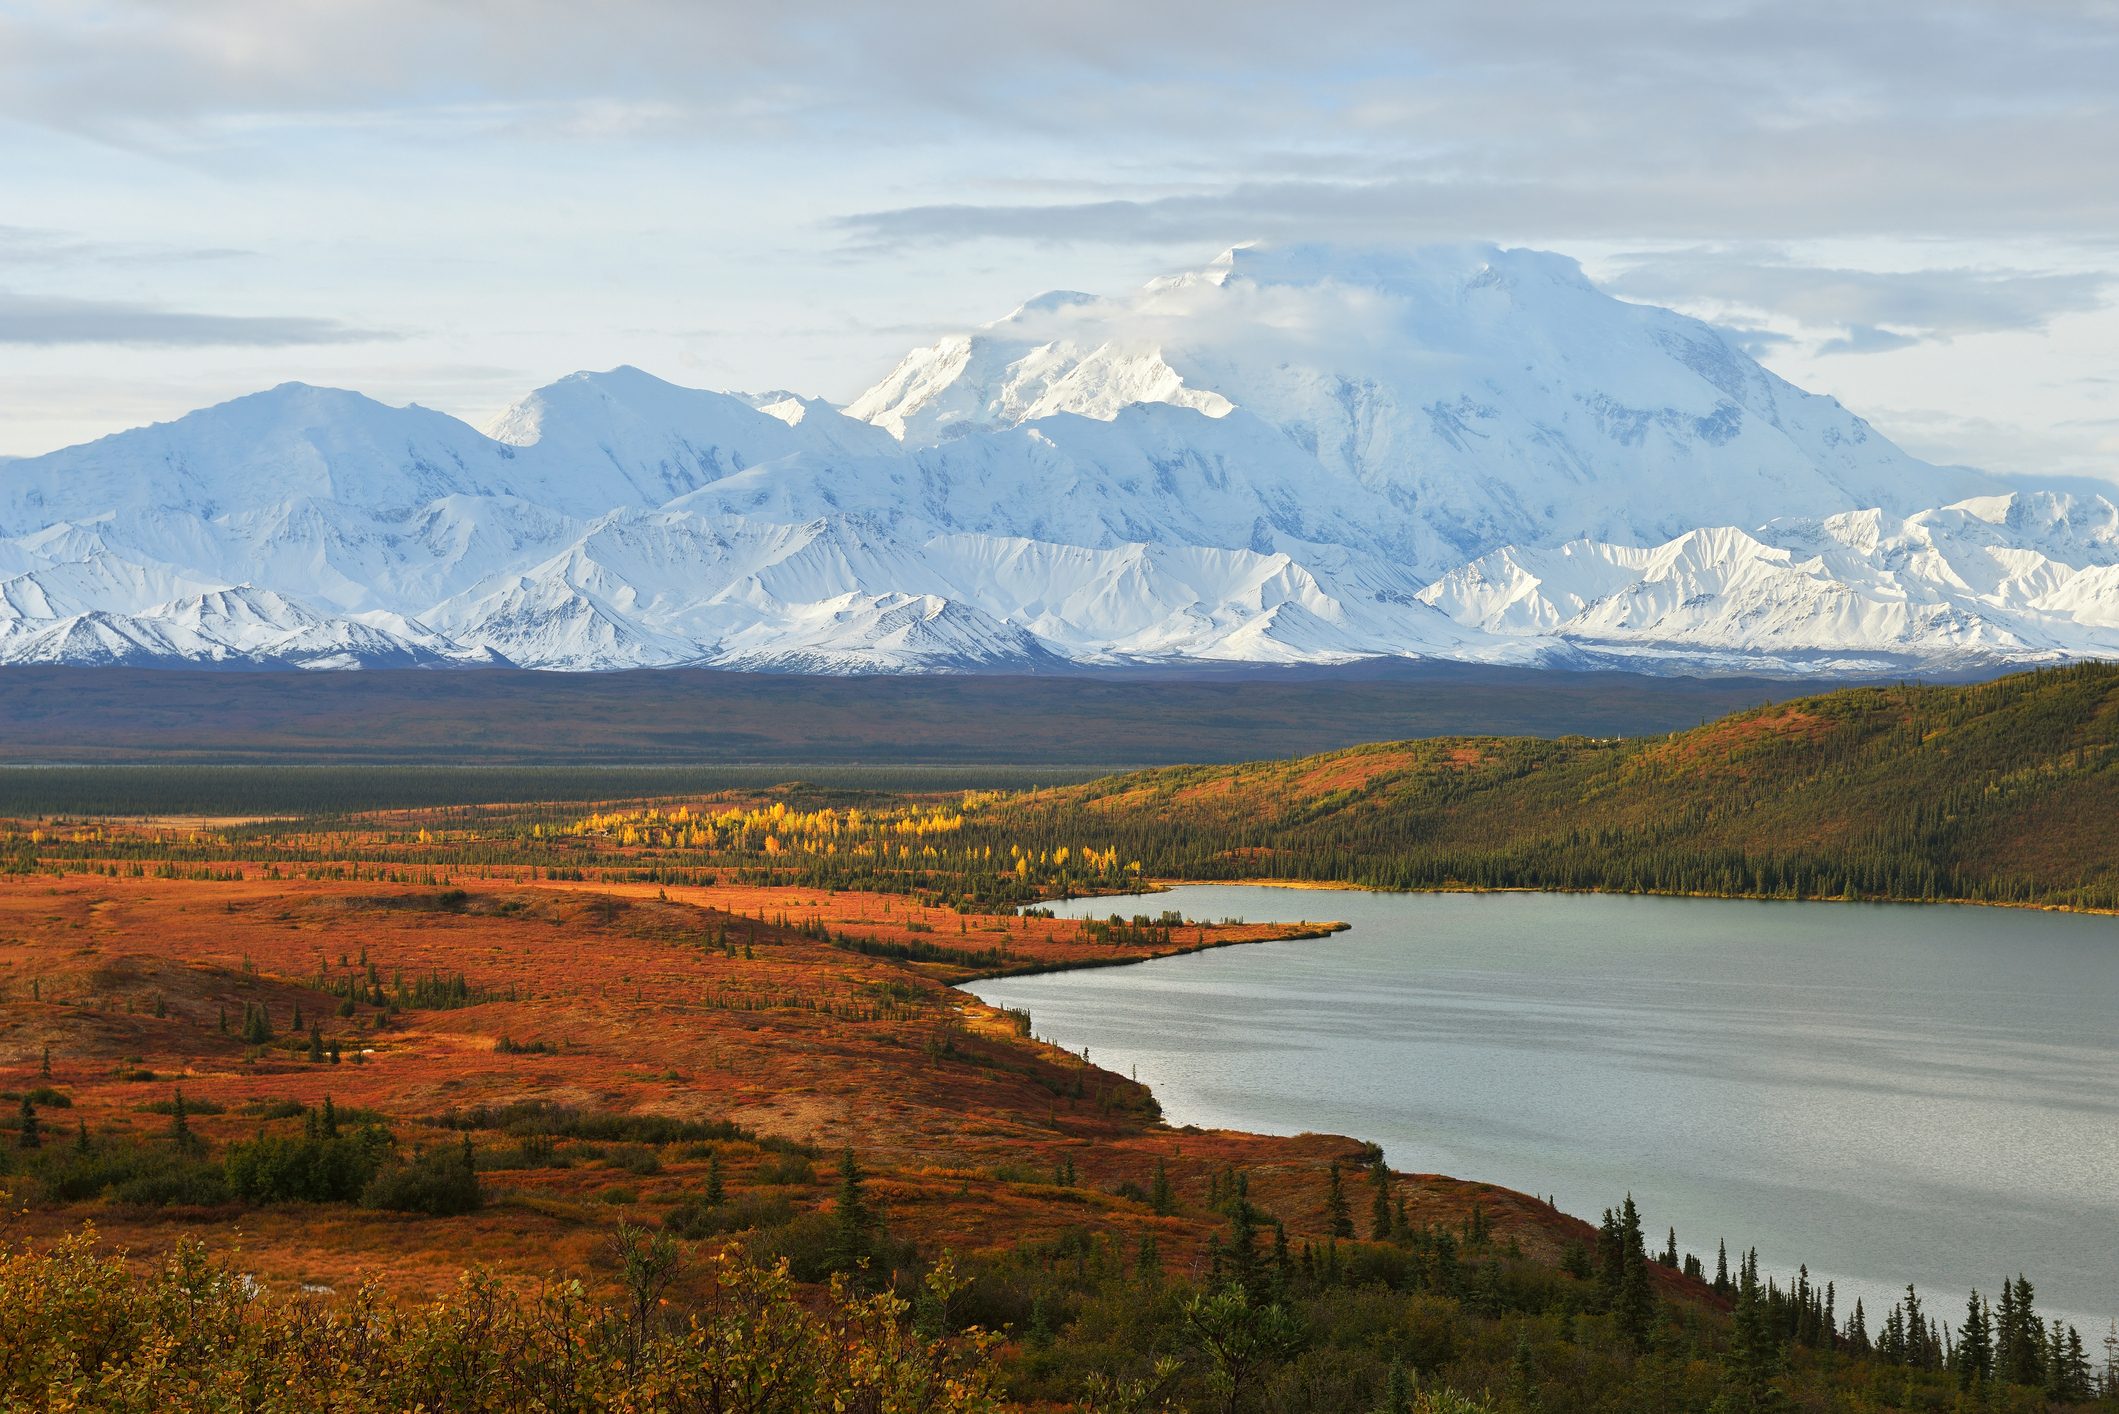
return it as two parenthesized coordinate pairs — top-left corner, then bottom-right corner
(2, 243), (2114, 674)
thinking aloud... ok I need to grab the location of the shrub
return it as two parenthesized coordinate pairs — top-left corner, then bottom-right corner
(30, 1143), (230, 1208)
(664, 1191), (794, 1240)
(362, 1139), (481, 1216)
(431, 1100), (769, 1149)
(224, 1128), (389, 1204)
(754, 1153), (814, 1186)
(140, 1096), (225, 1116)
(0, 1235), (1005, 1410)
(600, 1143), (661, 1176)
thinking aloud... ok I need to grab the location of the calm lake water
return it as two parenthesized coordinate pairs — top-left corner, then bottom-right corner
(967, 886), (2119, 1330)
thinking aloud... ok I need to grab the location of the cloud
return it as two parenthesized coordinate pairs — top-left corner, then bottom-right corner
(1718, 326), (1799, 358)
(0, 225), (252, 267)
(0, 290), (391, 346)
(1869, 405), (2119, 483)
(3, 1), (2115, 259)
(1816, 325), (1923, 357)
(1603, 249), (2113, 344)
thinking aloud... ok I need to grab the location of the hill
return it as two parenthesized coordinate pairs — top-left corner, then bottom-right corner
(983, 663), (2119, 910)
(0, 693), (2112, 1408)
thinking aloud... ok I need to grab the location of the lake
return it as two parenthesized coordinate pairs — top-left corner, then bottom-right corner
(966, 886), (2119, 1331)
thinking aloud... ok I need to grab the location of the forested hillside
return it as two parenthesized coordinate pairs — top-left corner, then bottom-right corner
(983, 664), (2119, 911)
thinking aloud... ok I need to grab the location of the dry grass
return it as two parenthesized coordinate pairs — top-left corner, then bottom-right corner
(0, 871), (1610, 1298)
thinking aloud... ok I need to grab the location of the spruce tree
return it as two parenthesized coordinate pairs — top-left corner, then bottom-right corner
(1224, 1186), (1265, 1295)
(2000, 1275), (2043, 1386)
(1149, 1158), (1175, 1216)
(1612, 1195), (1656, 1351)
(16, 1096), (38, 1150)
(1724, 1250), (1783, 1411)
(1596, 1208), (1625, 1307)
(1324, 1163), (1353, 1239)
(1996, 1279), (2019, 1379)
(2059, 1325), (2091, 1401)
(1507, 1326), (1538, 1410)
(704, 1148), (724, 1206)
(1958, 1290), (1992, 1390)
(1377, 1357), (1413, 1414)
(169, 1088), (200, 1155)
(828, 1148), (873, 1277)
(1368, 1161), (1392, 1240)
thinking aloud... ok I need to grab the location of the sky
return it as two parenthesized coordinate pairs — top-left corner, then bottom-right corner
(1, 0), (2115, 483)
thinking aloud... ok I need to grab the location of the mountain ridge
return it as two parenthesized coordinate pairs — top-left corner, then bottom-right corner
(0, 242), (2114, 675)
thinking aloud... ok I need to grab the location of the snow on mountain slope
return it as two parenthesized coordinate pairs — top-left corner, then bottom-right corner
(413, 506), (1482, 670)
(1420, 493), (2119, 671)
(847, 291), (1233, 442)
(708, 592), (1064, 674)
(486, 366), (897, 513)
(0, 584), (488, 670)
(0, 242), (2111, 674)
(852, 244), (2001, 567)
(0, 384), (508, 534)
(673, 401), (1400, 564)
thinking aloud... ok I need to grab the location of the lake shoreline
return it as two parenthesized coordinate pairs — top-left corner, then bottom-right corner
(971, 885), (2119, 1332)
(1134, 876), (2119, 918)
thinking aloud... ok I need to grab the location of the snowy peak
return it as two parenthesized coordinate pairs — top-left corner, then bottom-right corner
(844, 290), (1232, 443)
(0, 382), (501, 533)
(0, 240), (2112, 675)
(483, 365), (896, 512)
(847, 242), (1999, 568)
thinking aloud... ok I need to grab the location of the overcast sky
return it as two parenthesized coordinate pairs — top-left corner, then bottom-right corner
(2, 0), (2114, 482)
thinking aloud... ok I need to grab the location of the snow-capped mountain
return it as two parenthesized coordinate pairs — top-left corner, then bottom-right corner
(0, 243), (2113, 674)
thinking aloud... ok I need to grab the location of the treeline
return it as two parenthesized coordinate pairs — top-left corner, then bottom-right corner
(962, 1158), (2119, 1412)
(7, 666), (2113, 916)
(0, 762), (1098, 820)
(5, 1082), (2113, 1411)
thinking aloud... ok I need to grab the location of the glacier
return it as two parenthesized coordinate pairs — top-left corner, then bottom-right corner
(0, 243), (2113, 675)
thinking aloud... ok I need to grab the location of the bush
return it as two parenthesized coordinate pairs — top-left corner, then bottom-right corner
(362, 1139), (481, 1216)
(664, 1191), (794, 1240)
(0, 1235), (1005, 1410)
(750, 1212), (918, 1286)
(754, 1153), (814, 1186)
(600, 1143), (661, 1175)
(30, 1143), (229, 1208)
(224, 1128), (388, 1204)
(112, 1163), (231, 1207)
(140, 1096), (225, 1116)
(431, 1100), (767, 1149)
